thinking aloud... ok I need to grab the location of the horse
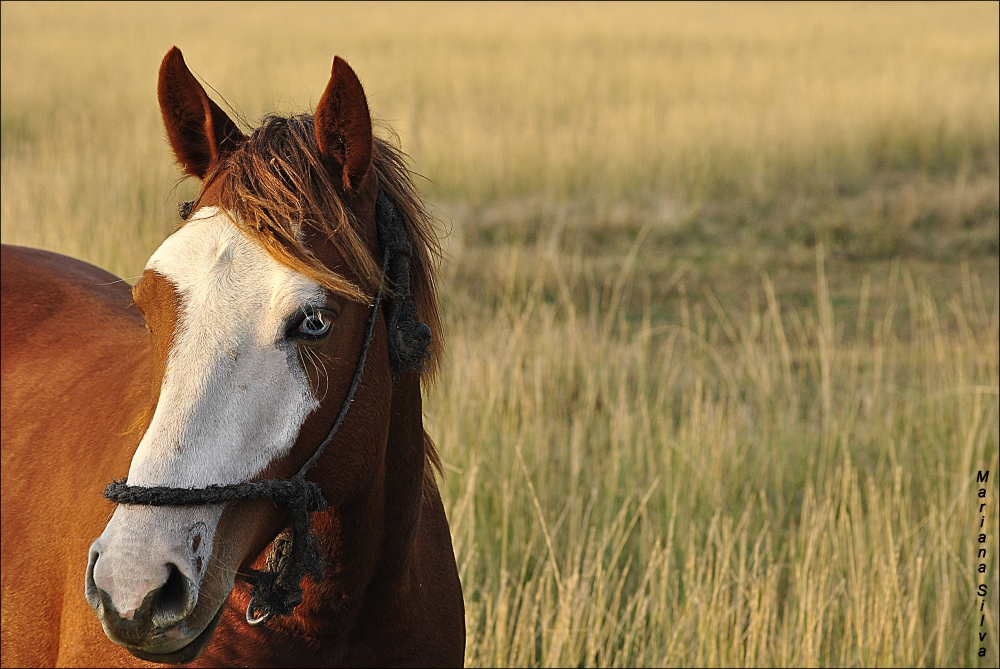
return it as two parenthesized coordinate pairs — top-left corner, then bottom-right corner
(0, 47), (464, 667)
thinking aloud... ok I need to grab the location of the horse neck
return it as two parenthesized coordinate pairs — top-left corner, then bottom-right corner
(365, 368), (427, 601)
(310, 369), (427, 629)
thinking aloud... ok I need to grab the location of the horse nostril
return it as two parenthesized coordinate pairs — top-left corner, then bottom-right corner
(191, 533), (201, 552)
(152, 564), (196, 627)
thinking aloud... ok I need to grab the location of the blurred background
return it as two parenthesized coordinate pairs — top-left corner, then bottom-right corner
(2, 2), (997, 666)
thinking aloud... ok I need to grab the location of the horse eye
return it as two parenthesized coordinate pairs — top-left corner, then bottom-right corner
(295, 310), (332, 339)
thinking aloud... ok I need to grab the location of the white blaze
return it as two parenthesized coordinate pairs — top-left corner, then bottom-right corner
(129, 206), (322, 488)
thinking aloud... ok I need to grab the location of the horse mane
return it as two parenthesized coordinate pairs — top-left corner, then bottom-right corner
(189, 114), (444, 379)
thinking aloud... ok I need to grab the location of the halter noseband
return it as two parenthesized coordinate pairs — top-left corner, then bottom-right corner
(103, 188), (430, 626)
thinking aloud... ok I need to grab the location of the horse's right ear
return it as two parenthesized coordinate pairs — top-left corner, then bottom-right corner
(157, 47), (245, 179)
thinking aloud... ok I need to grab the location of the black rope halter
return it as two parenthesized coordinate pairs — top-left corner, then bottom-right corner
(104, 188), (430, 626)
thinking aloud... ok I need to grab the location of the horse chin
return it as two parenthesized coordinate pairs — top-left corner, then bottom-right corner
(122, 602), (225, 665)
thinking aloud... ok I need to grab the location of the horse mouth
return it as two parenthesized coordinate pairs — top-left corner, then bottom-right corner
(124, 603), (225, 665)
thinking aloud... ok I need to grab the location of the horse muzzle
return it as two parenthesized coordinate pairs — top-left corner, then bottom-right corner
(85, 505), (230, 662)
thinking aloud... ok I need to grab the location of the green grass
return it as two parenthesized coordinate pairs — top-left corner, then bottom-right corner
(2, 2), (998, 666)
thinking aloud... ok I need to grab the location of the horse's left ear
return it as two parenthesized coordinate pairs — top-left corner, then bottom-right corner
(315, 56), (373, 193)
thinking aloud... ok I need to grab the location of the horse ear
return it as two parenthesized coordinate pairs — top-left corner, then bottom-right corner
(315, 56), (373, 193)
(157, 47), (245, 179)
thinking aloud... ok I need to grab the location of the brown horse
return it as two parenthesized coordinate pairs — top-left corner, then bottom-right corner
(1, 47), (464, 667)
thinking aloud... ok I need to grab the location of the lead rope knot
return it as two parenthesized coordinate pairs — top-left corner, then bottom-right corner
(244, 475), (328, 625)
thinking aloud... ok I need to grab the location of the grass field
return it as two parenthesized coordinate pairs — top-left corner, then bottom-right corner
(2, 2), (998, 666)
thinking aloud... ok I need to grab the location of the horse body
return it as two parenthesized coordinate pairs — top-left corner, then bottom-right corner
(1, 48), (463, 667)
(1, 245), (153, 667)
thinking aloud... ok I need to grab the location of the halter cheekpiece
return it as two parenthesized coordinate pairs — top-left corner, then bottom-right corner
(104, 188), (430, 626)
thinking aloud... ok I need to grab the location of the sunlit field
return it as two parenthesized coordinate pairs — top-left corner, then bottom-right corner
(2, 2), (998, 666)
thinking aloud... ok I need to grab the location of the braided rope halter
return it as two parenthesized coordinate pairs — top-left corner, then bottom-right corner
(104, 189), (430, 626)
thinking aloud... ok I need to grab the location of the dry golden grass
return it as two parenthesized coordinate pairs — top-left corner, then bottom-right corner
(2, 2), (998, 666)
(436, 246), (998, 666)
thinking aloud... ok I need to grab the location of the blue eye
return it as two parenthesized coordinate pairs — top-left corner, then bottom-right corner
(294, 310), (333, 338)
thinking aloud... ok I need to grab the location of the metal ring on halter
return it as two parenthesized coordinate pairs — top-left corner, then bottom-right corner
(246, 600), (273, 626)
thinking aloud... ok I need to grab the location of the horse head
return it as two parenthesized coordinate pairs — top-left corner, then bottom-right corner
(84, 47), (442, 663)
